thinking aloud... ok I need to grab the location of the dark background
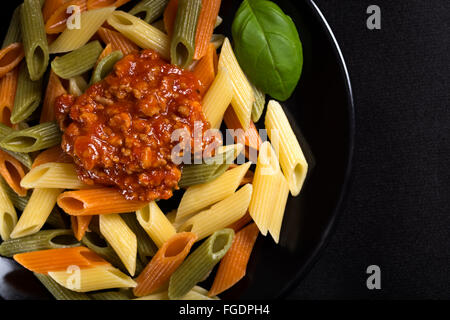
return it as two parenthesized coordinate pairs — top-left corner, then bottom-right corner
(288, 0), (450, 299)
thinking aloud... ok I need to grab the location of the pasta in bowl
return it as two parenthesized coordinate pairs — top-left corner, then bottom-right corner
(0, 0), (352, 300)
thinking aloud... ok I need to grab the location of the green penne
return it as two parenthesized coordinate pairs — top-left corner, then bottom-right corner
(2, 6), (21, 48)
(0, 177), (29, 211)
(129, 0), (169, 24)
(90, 50), (123, 84)
(0, 123), (33, 168)
(170, 0), (202, 67)
(178, 148), (236, 188)
(34, 273), (91, 300)
(0, 122), (61, 153)
(45, 207), (68, 229)
(51, 41), (104, 80)
(0, 229), (79, 257)
(81, 231), (129, 273)
(90, 290), (132, 300)
(10, 62), (43, 124)
(251, 83), (266, 123)
(122, 213), (157, 263)
(20, 0), (49, 81)
(168, 228), (234, 299)
(69, 75), (88, 96)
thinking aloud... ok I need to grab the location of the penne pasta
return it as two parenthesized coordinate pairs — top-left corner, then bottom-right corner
(107, 11), (170, 59)
(267, 173), (289, 243)
(90, 290), (131, 300)
(68, 75), (88, 96)
(265, 100), (308, 196)
(71, 215), (93, 241)
(176, 162), (251, 222)
(0, 43), (25, 78)
(45, 207), (68, 229)
(49, 7), (115, 54)
(251, 83), (266, 123)
(0, 149), (27, 196)
(87, 0), (130, 10)
(0, 122), (61, 153)
(10, 61), (43, 124)
(90, 50), (123, 84)
(45, 0), (88, 34)
(121, 213), (157, 263)
(0, 68), (19, 127)
(40, 70), (67, 123)
(193, 43), (217, 96)
(201, 66), (233, 129)
(34, 273), (91, 300)
(178, 184), (253, 241)
(20, 162), (90, 189)
(2, 7), (22, 49)
(0, 123), (34, 169)
(0, 229), (79, 257)
(168, 228), (234, 299)
(57, 188), (147, 216)
(96, 43), (113, 65)
(10, 188), (63, 238)
(48, 264), (136, 292)
(227, 211), (252, 233)
(224, 106), (262, 152)
(51, 41), (104, 79)
(100, 213), (137, 276)
(129, 0), (169, 24)
(14, 246), (110, 274)
(0, 177), (17, 241)
(210, 33), (225, 50)
(31, 146), (73, 169)
(163, 0), (178, 38)
(97, 27), (140, 56)
(20, 0), (50, 80)
(136, 201), (176, 248)
(0, 177), (29, 211)
(133, 232), (197, 296)
(218, 37), (254, 130)
(208, 223), (259, 296)
(193, 0), (221, 60)
(170, 0), (202, 67)
(42, 0), (65, 22)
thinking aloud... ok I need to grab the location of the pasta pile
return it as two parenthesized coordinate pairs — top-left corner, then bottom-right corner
(0, 0), (309, 300)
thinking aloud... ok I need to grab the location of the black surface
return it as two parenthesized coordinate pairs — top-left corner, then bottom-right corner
(289, 0), (450, 299)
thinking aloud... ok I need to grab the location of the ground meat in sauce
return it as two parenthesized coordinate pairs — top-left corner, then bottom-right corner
(55, 49), (215, 201)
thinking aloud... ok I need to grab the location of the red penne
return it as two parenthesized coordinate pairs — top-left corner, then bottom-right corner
(0, 43), (24, 78)
(193, 0), (221, 60)
(45, 0), (88, 34)
(71, 215), (93, 241)
(163, 0), (178, 38)
(0, 150), (27, 196)
(41, 70), (68, 123)
(0, 68), (19, 127)
(97, 27), (139, 56)
(193, 43), (217, 96)
(31, 146), (73, 169)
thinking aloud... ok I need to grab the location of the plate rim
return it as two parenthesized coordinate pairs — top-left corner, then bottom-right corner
(277, 0), (356, 298)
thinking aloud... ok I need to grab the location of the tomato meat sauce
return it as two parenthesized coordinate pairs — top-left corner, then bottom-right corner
(55, 49), (214, 201)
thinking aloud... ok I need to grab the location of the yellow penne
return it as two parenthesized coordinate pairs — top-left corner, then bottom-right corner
(107, 11), (170, 59)
(48, 265), (136, 292)
(176, 162), (251, 222)
(202, 67), (233, 129)
(248, 141), (282, 235)
(68, 75), (88, 96)
(265, 100), (308, 196)
(136, 202), (176, 248)
(49, 7), (116, 53)
(10, 188), (63, 239)
(20, 163), (89, 189)
(267, 173), (290, 243)
(99, 214), (137, 276)
(218, 38), (254, 130)
(178, 184), (252, 241)
(0, 179), (17, 240)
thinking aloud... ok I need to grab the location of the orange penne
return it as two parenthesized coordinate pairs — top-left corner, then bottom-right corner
(0, 43), (25, 78)
(224, 107), (262, 151)
(41, 70), (68, 123)
(227, 211), (252, 233)
(96, 43), (113, 65)
(0, 150), (27, 196)
(57, 188), (148, 216)
(45, 0), (88, 34)
(133, 232), (197, 297)
(31, 146), (73, 169)
(87, 0), (130, 10)
(193, 43), (217, 96)
(14, 246), (110, 274)
(71, 215), (93, 241)
(97, 27), (139, 56)
(43, 0), (65, 22)
(208, 223), (259, 296)
(163, 0), (178, 38)
(0, 68), (19, 127)
(193, 0), (221, 60)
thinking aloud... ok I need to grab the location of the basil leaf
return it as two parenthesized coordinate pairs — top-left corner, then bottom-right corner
(232, 0), (303, 101)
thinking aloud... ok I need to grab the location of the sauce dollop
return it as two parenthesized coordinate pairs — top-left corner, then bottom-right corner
(55, 49), (213, 201)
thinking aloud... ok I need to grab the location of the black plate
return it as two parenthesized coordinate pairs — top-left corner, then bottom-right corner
(0, 0), (354, 299)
